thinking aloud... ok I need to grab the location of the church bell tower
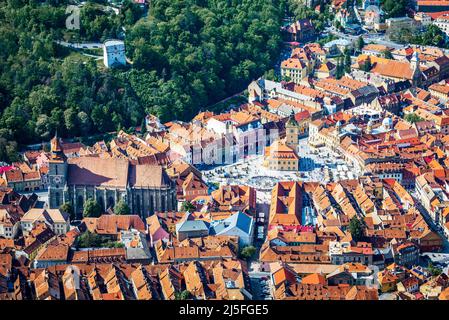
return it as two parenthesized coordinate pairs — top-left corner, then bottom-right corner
(48, 132), (68, 209)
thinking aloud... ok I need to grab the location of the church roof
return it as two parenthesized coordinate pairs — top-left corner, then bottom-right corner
(67, 157), (171, 188)
(68, 158), (129, 188)
(129, 163), (172, 188)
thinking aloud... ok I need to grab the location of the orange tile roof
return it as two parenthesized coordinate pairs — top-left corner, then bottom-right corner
(301, 273), (326, 285)
(281, 58), (307, 70)
(429, 82), (449, 94)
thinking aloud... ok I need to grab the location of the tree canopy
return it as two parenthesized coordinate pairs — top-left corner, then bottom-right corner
(239, 245), (257, 261)
(288, 0), (332, 32)
(175, 290), (191, 300)
(389, 25), (448, 48)
(428, 262), (443, 276)
(114, 199), (131, 215)
(77, 231), (125, 248)
(348, 216), (365, 242)
(124, 0), (286, 122)
(0, 0), (286, 162)
(59, 202), (75, 221)
(181, 201), (196, 212)
(404, 113), (423, 124)
(356, 36), (365, 52)
(83, 198), (102, 218)
(381, 0), (408, 18)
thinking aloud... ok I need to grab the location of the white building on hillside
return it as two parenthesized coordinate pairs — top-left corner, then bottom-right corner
(103, 40), (126, 68)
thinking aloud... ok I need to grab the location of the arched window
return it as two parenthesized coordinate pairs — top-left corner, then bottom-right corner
(55, 192), (60, 207)
(136, 195), (141, 214)
(77, 196), (83, 211)
(161, 195), (166, 212)
(107, 196), (115, 209)
(98, 196), (104, 211)
(149, 195), (153, 214)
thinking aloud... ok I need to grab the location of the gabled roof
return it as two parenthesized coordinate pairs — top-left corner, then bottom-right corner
(22, 208), (69, 224)
(176, 218), (209, 234)
(211, 211), (254, 236)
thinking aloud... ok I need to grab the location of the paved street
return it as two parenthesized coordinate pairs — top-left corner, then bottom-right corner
(56, 41), (103, 50)
(249, 263), (272, 300)
(411, 194), (449, 253)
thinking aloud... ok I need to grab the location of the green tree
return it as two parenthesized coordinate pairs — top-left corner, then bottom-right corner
(410, 25), (447, 48)
(175, 290), (191, 300)
(349, 216), (365, 242)
(140, 118), (147, 135)
(360, 56), (372, 72)
(344, 49), (352, 73)
(264, 69), (280, 82)
(404, 113), (423, 124)
(381, 0), (408, 18)
(77, 231), (104, 248)
(428, 262), (443, 276)
(422, 25), (446, 47)
(83, 198), (102, 218)
(60, 202), (75, 221)
(77, 231), (124, 248)
(382, 50), (393, 59)
(335, 56), (345, 79)
(240, 245), (257, 261)
(114, 199), (131, 215)
(181, 201), (196, 212)
(64, 108), (78, 135)
(357, 36), (365, 52)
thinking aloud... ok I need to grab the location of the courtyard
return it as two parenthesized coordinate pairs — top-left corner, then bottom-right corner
(202, 138), (362, 193)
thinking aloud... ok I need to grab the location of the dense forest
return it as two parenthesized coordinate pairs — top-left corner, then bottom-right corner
(0, 0), (287, 162)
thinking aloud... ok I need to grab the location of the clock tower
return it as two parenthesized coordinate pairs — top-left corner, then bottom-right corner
(48, 132), (68, 209)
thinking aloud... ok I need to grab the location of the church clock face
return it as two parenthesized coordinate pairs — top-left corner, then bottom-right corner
(53, 176), (62, 184)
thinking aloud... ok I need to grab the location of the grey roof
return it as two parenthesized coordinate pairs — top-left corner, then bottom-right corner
(176, 220), (209, 233)
(126, 247), (152, 261)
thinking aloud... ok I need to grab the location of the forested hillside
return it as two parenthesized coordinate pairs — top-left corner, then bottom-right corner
(0, 0), (286, 162)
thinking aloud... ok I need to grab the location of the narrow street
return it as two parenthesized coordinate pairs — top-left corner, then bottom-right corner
(412, 195), (449, 253)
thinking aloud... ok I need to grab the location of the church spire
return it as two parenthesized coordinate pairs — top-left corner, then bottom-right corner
(50, 131), (65, 161)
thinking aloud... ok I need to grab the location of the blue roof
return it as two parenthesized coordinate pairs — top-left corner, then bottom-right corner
(210, 211), (254, 236)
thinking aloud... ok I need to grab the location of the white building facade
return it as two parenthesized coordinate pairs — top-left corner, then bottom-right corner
(103, 40), (126, 68)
